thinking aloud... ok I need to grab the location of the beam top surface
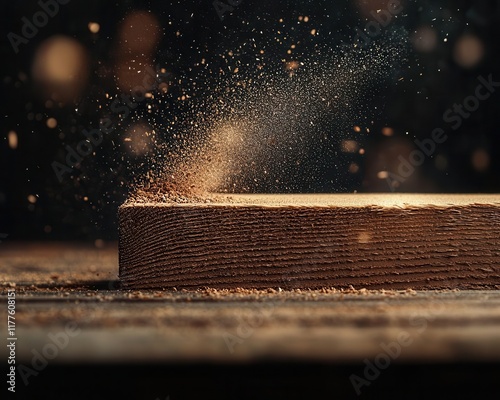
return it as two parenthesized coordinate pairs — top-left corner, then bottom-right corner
(122, 193), (500, 208)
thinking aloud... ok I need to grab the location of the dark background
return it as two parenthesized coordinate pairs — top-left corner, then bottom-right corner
(1, 0), (499, 241)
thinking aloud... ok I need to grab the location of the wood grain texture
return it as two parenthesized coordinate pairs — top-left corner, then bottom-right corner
(119, 194), (500, 290)
(3, 243), (500, 363)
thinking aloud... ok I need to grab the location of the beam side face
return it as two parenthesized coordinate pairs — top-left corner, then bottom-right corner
(119, 201), (500, 290)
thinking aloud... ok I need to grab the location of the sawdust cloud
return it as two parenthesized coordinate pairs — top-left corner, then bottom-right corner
(133, 30), (408, 202)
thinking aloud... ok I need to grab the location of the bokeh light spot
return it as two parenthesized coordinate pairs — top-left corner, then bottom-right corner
(32, 35), (89, 102)
(471, 148), (490, 172)
(46, 117), (57, 129)
(88, 22), (100, 33)
(454, 34), (484, 69)
(382, 127), (394, 136)
(8, 131), (18, 149)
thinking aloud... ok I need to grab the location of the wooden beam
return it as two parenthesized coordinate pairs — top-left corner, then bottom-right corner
(119, 194), (500, 290)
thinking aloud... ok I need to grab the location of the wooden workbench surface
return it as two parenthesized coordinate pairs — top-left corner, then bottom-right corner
(1, 242), (500, 363)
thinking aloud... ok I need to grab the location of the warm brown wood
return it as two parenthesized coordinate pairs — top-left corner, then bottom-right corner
(119, 194), (500, 290)
(2, 243), (500, 363)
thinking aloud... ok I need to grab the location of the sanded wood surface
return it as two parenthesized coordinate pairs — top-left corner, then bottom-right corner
(119, 194), (500, 290)
(1, 243), (500, 364)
